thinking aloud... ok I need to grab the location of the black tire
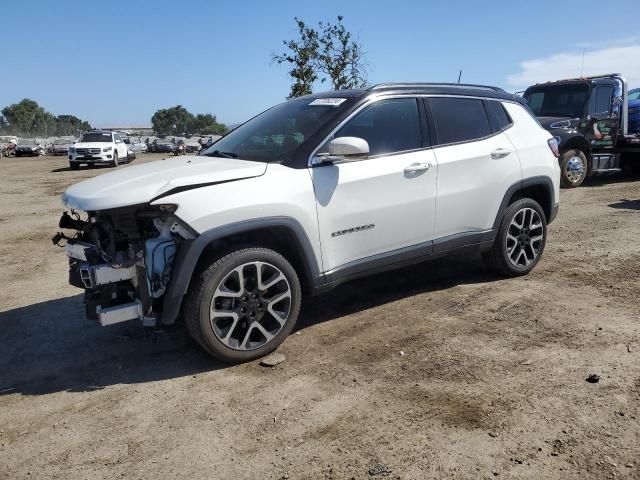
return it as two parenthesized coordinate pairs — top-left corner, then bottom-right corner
(483, 198), (547, 277)
(560, 149), (588, 188)
(111, 151), (119, 167)
(69, 162), (79, 170)
(184, 247), (302, 363)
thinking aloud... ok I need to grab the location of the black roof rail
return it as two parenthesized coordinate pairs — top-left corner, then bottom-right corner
(369, 82), (506, 92)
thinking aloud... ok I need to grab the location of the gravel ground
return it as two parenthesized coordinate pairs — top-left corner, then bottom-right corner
(1, 153), (639, 479)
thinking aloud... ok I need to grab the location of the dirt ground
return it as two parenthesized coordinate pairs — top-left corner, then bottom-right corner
(0, 153), (639, 480)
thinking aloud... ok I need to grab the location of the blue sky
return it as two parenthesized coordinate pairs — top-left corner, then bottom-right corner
(3, 0), (639, 127)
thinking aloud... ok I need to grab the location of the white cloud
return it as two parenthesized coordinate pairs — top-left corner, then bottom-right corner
(507, 44), (640, 90)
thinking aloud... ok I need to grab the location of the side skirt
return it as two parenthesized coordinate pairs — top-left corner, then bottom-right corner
(314, 231), (493, 294)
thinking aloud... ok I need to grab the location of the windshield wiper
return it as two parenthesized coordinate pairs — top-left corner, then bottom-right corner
(206, 150), (238, 158)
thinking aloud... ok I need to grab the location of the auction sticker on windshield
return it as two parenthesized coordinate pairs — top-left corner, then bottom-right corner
(309, 98), (347, 106)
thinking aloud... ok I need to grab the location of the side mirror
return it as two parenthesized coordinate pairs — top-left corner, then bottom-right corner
(317, 136), (369, 164)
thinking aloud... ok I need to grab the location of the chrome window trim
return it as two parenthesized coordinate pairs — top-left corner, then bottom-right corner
(308, 94), (523, 166)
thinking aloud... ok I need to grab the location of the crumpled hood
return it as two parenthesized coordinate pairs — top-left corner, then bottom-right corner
(62, 155), (268, 211)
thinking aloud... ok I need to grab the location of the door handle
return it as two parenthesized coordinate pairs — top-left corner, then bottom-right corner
(404, 162), (432, 174)
(491, 148), (512, 159)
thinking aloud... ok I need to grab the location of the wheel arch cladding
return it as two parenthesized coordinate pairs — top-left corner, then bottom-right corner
(159, 217), (320, 325)
(494, 177), (555, 231)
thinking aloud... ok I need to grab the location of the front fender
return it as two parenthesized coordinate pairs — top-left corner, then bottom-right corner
(159, 216), (321, 325)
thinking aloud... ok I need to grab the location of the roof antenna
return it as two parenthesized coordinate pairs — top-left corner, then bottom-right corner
(580, 48), (585, 77)
(457, 70), (462, 84)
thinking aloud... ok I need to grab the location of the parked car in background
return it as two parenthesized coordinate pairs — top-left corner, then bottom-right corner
(628, 88), (640, 134)
(0, 136), (18, 157)
(184, 139), (201, 153)
(68, 130), (130, 169)
(152, 138), (175, 153)
(15, 138), (46, 157)
(51, 138), (75, 156)
(123, 136), (148, 154)
(57, 82), (560, 363)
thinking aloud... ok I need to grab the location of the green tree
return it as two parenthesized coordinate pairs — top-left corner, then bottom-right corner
(151, 105), (194, 135)
(316, 16), (368, 90)
(2, 99), (53, 136)
(273, 16), (369, 98)
(189, 113), (227, 135)
(272, 18), (319, 99)
(54, 115), (91, 136)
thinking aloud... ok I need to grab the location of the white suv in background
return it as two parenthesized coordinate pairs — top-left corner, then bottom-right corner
(56, 83), (560, 363)
(68, 130), (130, 169)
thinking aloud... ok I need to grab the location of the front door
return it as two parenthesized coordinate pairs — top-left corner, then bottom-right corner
(586, 83), (618, 151)
(310, 97), (437, 274)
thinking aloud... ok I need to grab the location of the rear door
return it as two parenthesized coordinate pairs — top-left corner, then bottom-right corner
(425, 96), (522, 244)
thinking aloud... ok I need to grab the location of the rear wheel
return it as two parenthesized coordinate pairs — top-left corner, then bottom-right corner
(185, 247), (301, 363)
(560, 149), (588, 188)
(483, 198), (547, 277)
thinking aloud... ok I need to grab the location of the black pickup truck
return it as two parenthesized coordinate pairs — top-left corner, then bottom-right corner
(523, 74), (640, 187)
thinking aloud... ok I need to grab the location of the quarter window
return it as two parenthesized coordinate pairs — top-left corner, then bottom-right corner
(485, 100), (512, 132)
(334, 98), (422, 156)
(428, 97), (491, 145)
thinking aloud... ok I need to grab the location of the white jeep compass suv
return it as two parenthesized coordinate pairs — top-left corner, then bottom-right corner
(69, 130), (131, 169)
(56, 83), (561, 363)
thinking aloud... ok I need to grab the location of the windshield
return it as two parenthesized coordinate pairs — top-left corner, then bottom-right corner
(18, 139), (36, 145)
(630, 89), (640, 101)
(201, 97), (347, 162)
(53, 138), (70, 145)
(524, 84), (588, 117)
(80, 132), (112, 143)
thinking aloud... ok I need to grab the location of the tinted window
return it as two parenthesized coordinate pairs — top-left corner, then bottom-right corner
(80, 132), (112, 143)
(429, 97), (491, 145)
(201, 97), (350, 163)
(485, 100), (512, 131)
(588, 86), (613, 115)
(334, 98), (422, 156)
(524, 84), (588, 117)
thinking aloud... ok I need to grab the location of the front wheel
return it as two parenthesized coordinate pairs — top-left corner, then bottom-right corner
(69, 162), (79, 170)
(111, 151), (119, 167)
(560, 149), (588, 188)
(483, 198), (547, 277)
(185, 247), (302, 363)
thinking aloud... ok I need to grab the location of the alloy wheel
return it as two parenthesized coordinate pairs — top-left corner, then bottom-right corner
(505, 207), (544, 268)
(209, 261), (292, 351)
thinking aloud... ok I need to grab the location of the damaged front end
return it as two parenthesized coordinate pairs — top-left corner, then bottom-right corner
(52, 205), (195, 327)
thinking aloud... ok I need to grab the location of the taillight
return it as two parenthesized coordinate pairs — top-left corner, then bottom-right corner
(547, 137), (559, 158)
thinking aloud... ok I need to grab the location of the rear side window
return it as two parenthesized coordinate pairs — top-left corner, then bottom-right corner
(485, 100), (512, 132)
(335, 98), (422, 156)
(428, 97), (491, 145)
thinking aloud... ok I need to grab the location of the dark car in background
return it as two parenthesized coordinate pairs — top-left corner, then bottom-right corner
(15, 139), (46, 157)
(629, 88), (640, 134)
(152, 138), (175, 153)
(51, 138), (75, 155)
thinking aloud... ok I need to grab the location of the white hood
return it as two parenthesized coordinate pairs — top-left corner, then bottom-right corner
(73, 142), (111, 149)
(62, 155), (267, 211)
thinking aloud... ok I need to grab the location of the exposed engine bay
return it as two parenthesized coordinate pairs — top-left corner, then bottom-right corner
(52, 204), (195, 327)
